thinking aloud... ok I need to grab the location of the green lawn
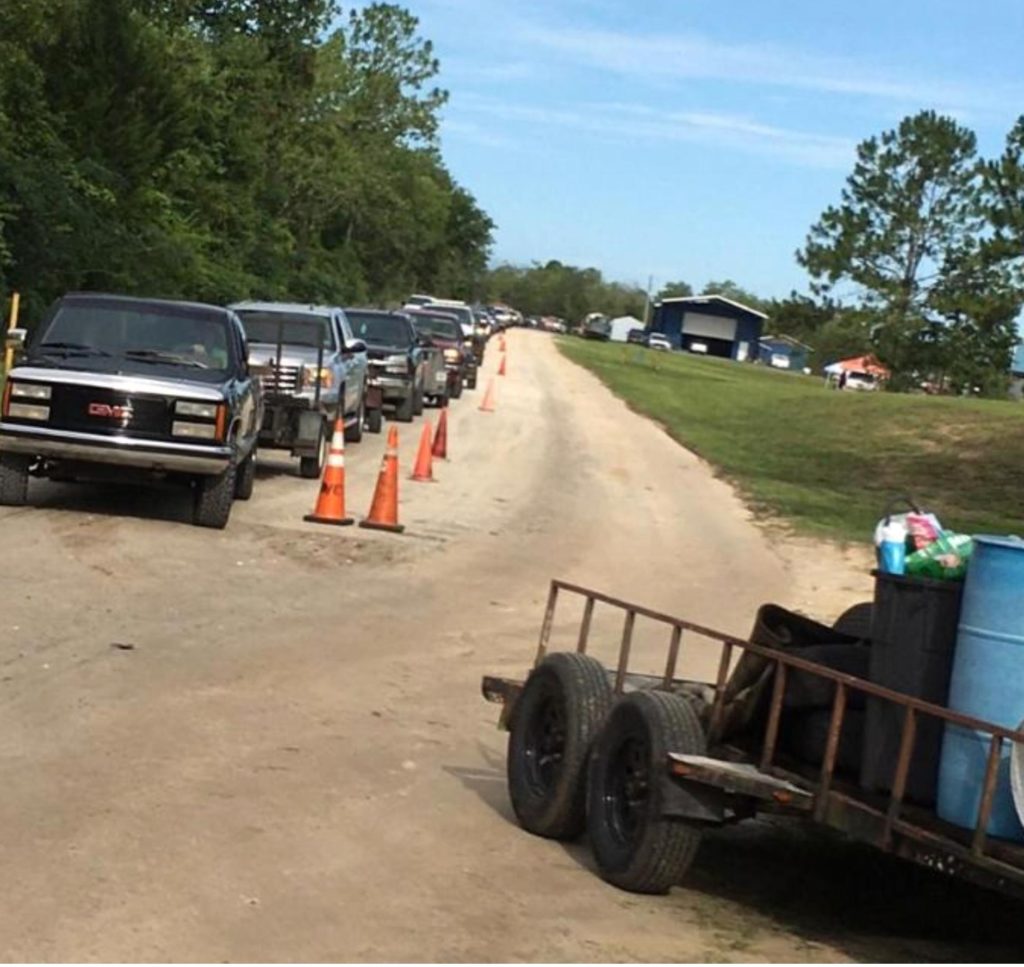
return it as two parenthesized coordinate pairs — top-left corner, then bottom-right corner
(557, 338), (1024, 543)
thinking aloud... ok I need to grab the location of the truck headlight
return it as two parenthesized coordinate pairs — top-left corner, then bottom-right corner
(172, 420), (218, 440)
(7, 402), (50, 421)
(443, 348), (461, 363)
(9, 382), (51, 401)
(176, 400), (218, 420)
(384, 355), (409, 374)
(172, 401), (226, 440)
(301, 367), (334, 390)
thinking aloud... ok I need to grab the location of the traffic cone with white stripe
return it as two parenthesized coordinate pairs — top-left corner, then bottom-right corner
(360, 425), (404, 533)
(303, 418), (354, 526)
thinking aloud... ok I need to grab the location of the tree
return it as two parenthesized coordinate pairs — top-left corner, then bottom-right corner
(700, 279), (766, 312)
(655, 280), (692, 301)
(0, 0), (492, 317)
(798, 111), (985, 375)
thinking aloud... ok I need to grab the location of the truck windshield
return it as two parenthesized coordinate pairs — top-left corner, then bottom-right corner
(236, 311), (334, 350)
(37, 302), (231, 371)
(411, 316), (461, 341)
(346, 312), (412, 348)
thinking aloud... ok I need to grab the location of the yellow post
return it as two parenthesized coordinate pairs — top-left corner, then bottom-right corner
(4, 291), (20, 373)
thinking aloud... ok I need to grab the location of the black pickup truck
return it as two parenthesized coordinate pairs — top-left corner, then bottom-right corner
(345, 308), (446, 420)
(0, 292), (261, 528)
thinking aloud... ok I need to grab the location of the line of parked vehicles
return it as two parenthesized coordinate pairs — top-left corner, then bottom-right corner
(0, 292), (519, 529)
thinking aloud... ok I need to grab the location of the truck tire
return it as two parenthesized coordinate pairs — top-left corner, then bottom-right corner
(366, 404), (383, 434)
(0, 454), (29, 506)
(193, 463), (237, 529)
(449, 377), (463, 400)
(587, 691), (705, 894)
(299, 422), (328, 479)
(345, 393), (365, 444)
(235, 449), (256, 500)
(394, 391), (415, 423)
(412, 383), (425, 416)
(507, 652), (613, 840)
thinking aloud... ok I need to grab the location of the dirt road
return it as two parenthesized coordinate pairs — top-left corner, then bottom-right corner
(0, 332), (1018, 962)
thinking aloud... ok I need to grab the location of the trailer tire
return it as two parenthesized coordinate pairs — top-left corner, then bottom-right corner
(366, 404), (383, 434)
(587, 690), (705, 894)
(507, 652), (613, 840)
(833, 602), (873, 640)
(299, 422), (328, 479)
(394, 391), (415, 423)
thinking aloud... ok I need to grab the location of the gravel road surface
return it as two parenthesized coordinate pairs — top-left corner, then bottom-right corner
(0, 332), (1017, 961)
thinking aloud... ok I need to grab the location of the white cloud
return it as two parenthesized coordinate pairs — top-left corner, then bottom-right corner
(449, 95), (856, 168)
(518, 24), (1013, 112)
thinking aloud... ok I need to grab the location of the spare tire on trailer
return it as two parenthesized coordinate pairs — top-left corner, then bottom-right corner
(833, 601), (874, 640)
(587, 690), (706, 894)
(507, 652), (612, 840)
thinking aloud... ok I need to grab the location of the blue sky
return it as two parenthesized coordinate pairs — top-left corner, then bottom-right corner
(404, 0), (1024, 299)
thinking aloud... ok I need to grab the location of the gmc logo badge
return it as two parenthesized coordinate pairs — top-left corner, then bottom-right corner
(88, 402), (133, 421)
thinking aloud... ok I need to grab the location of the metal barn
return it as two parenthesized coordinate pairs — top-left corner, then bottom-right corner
(650, 295), (766, 361)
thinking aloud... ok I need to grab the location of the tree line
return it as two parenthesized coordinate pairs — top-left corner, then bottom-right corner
(661, 112), (1024, 396)
(0, 0), (494, 323)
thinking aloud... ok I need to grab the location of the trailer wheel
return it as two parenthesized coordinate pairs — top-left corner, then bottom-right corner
(833, 602), (873, 640)
(587, 690), (705, 894)
(507, 652), (612, 840)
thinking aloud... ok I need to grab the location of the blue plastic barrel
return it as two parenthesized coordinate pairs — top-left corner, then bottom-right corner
(937, 536), (1024, 840)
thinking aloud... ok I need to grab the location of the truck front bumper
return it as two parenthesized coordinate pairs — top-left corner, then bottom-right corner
(0, 424), (232, 475)
(367, 374), (413, 401)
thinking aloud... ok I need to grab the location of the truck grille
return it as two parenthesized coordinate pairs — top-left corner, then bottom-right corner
(47, 384), (173, 440)
(256, 363), (301, 395)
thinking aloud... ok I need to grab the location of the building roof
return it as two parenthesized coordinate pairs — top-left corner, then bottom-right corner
(761, 333), (812, 351)
(656, 294), (769, 320)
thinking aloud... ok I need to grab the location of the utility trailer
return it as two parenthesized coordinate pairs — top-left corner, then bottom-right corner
(481, 579), (1024, 899)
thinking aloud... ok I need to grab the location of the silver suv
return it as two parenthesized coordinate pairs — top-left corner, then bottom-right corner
(231, 302), (379, 478)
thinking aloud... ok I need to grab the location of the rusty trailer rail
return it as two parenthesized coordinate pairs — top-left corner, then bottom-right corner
(486, 579), (1024, 899)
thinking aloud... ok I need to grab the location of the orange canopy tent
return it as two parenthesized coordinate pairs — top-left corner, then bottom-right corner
(825, 354), (890, 378)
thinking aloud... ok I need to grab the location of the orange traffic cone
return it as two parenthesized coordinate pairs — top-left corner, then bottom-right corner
(303, 418), (354, 526)
(410, 421), (435, 482)
(360, 426), (404, 533)
(498, 354), (507, 377)
(432, 406), (449, 460)
(479, 378), (496, 412)
(499, 336), (507, 352)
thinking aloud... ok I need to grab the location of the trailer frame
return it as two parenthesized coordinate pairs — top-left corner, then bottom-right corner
(482, 579), (1024, 900)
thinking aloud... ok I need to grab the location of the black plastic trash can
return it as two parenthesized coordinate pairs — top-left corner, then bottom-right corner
(860, 570), (963, 805)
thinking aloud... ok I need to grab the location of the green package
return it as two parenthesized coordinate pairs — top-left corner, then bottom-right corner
(905, 532), (974, 580)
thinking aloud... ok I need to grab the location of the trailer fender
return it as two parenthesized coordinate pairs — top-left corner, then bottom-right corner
(661, 776), (728, 823)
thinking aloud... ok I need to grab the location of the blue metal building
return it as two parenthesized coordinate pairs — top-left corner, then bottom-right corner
(650, 295), (767, 361)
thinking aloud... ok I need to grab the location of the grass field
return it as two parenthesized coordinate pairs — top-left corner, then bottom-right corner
(557, 337), (1024, 544)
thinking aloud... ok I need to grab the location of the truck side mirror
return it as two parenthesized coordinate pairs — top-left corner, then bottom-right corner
(344, 339), (367, 355)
